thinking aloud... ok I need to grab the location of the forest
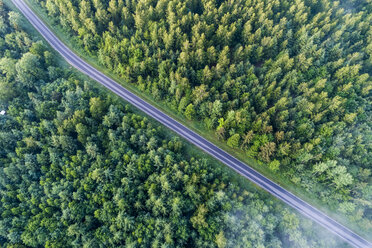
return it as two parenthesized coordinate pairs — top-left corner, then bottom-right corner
(30, 0), (372, 235)
(0, 1), (351, 247)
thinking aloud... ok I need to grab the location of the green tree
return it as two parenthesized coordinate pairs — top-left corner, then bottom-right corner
(8, 11), (21, 29)
(89, 97), (105, 119)
(215, 231), (227, 248)
(16, 52), (43, 88)
(184, 104), (195, 120)
(227, 133), (240, 148)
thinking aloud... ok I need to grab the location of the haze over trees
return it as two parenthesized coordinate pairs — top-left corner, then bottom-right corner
(33, 0), (372, 233)
(0, 2), (349, 247)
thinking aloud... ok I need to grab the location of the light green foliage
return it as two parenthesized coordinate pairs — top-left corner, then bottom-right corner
(184, 103), (195, 120)
(227, 133), (240, 148)
(268, 159), (280, 172)
(16, 52), (43, 87)
(215, 231), (227, 248)
(7, 11), (21, 29)
(313, 160), (354, 189)
(89, 97), (105, 118)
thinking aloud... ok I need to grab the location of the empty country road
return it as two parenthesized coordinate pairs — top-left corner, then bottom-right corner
(12, 0), (372, 247)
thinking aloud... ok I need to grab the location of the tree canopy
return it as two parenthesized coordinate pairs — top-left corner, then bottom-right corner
(33, 0), (372, 233)
(0, 2), (351, 247)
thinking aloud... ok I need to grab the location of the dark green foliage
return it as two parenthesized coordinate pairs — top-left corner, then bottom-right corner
(33, 0), (372, 232)
(0, 2), (348, 247)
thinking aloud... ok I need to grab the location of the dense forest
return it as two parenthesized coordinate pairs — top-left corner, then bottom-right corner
(32, 0), (372, 234)
(0, 2), (349, 247)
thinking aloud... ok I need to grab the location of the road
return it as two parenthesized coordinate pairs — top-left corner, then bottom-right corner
(12, 0), (372, 247)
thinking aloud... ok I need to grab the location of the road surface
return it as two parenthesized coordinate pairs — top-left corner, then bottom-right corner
(12, 0), (372, 247)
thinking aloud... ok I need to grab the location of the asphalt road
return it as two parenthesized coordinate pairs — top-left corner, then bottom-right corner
(12, 0), (372, 247)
